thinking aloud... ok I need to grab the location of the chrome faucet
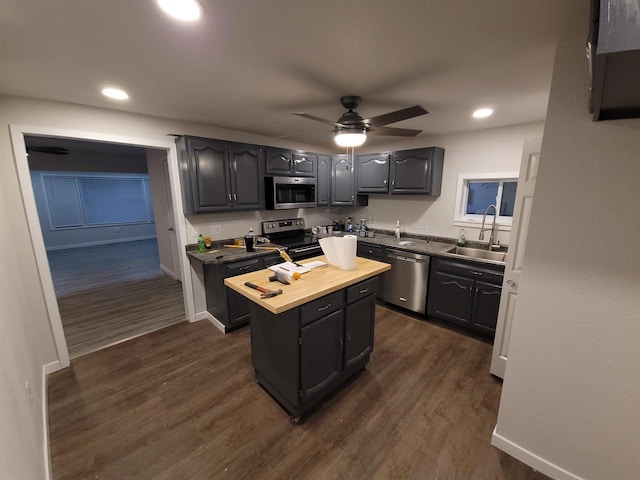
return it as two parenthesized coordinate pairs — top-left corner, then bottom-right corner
(479, 204), (498, 250)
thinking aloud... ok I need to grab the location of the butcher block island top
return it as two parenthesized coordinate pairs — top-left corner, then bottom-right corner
(224, 255), (390, 314)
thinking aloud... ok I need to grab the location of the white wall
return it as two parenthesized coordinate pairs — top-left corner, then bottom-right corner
(493, 27), (640, 480)
(0, 180), (49, 479)
(358, 122), (544, 244)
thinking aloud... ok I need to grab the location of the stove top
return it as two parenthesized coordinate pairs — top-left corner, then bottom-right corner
(262, 218), (322, 260)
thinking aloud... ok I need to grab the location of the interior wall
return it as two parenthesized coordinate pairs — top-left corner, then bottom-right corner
(0, 180), (48, 479)
(494, 28), (640, 480)
(358, 122), (544, 244)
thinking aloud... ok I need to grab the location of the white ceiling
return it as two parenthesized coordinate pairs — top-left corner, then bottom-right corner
(0, 0), (586, 150)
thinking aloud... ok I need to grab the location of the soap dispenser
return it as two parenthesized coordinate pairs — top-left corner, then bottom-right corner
(457, 228), (466, 247)
(394, 220), (401, 239)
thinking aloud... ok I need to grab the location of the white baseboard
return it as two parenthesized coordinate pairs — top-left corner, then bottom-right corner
(195, 310), (227, 333)
(45, 235), (157, 251)
(159, 264), (177, 280)
(42, 362), (60, 480)
(491, 427), (585, 480)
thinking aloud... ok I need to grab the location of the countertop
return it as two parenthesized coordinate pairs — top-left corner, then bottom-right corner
(186, 242), (285, 265)
(224, 255), (391, 315)
(187, 233), (507, 268)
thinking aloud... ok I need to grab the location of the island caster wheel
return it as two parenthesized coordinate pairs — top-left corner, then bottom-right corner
(289, 415), (301, 425)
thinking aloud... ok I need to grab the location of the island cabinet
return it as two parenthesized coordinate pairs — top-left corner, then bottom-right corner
(265, 148), (316, 177)
(356, 153), (390, 193)
(225, 256), (389, 422)
(316, 154), (331, 206)
(249, 276), (378, 422)
(331, 154), (368, 207)
(427, 257), (504, 336)
(177, 136), (265, 214)
(389, 147), (444, 196)
(356, 242), (385, 299)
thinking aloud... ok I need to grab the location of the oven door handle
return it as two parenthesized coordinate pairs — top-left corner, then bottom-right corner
(290, 245), (321, 254)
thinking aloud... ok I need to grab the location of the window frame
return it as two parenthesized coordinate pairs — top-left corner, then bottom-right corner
(453, 172), (518, 231)
(39, 172), (154, 231)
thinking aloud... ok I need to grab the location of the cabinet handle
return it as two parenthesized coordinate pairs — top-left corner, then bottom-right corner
(359, 288), (369, 294)
(400, 297), (407, 302)
(470, 271), (482, 276)
(442, 280), (469, 290)
(346, 333), (351, 346)
(317, 303), (331, 312)
(507, 279), (515, 287)
(339, 337), (344, 351)
(392, 180), (395, 186)
(233, 193), (237, 204)
(351, 195), (354, 201)
(228, 193), (232, 204)
(383, 179), (387, 185)
(239, 266), (250, 271)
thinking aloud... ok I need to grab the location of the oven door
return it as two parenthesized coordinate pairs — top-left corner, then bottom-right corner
(266, 176), (316, 209)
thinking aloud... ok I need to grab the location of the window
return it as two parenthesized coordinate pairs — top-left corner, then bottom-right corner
(454, 172), (518, 229)
(41, 172), (154, 229)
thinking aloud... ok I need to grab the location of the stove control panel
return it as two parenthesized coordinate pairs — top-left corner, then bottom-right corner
(261, 218), (305, 234)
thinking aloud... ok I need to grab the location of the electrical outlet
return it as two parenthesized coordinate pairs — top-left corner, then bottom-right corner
(418, 220), (429, 229)
(25, 380), (33, 405)
(368, 217), (375, 225)
(211, 224), (222, 235)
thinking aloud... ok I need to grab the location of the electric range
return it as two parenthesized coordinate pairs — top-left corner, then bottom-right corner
(261, 218), (323, 261)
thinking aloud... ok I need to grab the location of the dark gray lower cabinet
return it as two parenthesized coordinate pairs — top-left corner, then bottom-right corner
(250, 276), (378, 422)
(356, 242), (385, 299)
(427, 257), (503, 336)
(206, 255), (279, 330)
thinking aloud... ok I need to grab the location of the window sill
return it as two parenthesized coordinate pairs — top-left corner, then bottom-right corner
(453, 218), (512, 231)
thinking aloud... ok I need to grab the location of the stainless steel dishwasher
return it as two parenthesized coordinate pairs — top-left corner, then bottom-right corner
(383, 249), (430, 314)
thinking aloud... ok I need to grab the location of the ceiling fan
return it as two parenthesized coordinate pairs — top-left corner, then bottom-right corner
(293, 95), (428, 147)
(26, 146), (69, 155)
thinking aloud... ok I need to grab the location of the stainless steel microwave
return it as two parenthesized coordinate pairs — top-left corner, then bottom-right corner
(265, 176), (316, 209)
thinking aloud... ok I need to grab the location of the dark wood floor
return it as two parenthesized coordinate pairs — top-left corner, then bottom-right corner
(48, 305), (546, 480)
(47, 239), (185, 358)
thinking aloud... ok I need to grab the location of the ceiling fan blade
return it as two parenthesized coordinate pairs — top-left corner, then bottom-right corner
(292, 112), (344, 128)
(365, 105), (428, 127)
(27, 146), (70, 155)
(371, 126), (422, 137)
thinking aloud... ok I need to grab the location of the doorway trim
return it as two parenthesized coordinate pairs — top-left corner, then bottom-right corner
(9, 124), (195, 369)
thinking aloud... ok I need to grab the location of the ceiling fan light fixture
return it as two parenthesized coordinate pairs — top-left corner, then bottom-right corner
(101, 87), (129, 100)
(157, 0), (203, 21)
(334, 128), (367, 147)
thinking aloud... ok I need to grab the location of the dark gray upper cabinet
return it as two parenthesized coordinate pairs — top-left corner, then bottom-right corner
(589, 0), (640, 120)
(389, 147), (444, 196)
(316, 154), (331, 206)
(331, 154), (368, 206)
(265, 148), (316, 177)
(356, 153), (390, 193)
(228, 142), (265, 210)
(177, 136), (264, 214)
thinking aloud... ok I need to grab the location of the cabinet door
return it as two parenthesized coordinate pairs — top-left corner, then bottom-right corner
(226, 258), (263, 326)
(316, 154), (331, 206)
(331, 154), (355, 205)
(189, 138), (232, 212)
(265, 148), (293, 176)
(300, 309), (344, 401)
(229, 143), (265, 210)
(357, 153), (390, 193)
(292, 152), (316, 177)
(427, 270), (474, 326)
(472, 281), (502, 334)
(345, 294), (376, 369)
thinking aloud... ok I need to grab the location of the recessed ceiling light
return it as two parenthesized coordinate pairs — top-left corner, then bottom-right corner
(157, 0), (203, 21)
(472, 108), (493, 119)
(101, 87), (129, 100)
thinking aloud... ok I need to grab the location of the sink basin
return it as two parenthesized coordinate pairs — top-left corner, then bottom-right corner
(447, 246), (508, 263)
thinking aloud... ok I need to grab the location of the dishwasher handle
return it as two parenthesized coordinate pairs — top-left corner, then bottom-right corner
(386, 250), (429, 263)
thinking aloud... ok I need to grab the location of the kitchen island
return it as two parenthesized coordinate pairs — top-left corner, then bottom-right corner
(224, 255), (390, 422)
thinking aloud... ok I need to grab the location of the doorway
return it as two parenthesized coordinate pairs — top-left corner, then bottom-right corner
(26, 136), (186, 358)
(10, 125), (194, 369)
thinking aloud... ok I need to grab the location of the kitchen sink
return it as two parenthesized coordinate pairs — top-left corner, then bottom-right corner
(447, 246), (508, 263)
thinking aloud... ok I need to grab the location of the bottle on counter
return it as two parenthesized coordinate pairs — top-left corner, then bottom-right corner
(395, 220), (401, 239)
(197, 234), (205, 253)
(457, 228), (466, 247)
(245, 227), (255, 252)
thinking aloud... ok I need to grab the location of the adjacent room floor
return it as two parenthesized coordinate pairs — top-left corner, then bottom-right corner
(48, 305), (546, 480)
(47, 239), (185, 358)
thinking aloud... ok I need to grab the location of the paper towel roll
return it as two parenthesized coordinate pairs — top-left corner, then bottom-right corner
(319, 235), (357, 270)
